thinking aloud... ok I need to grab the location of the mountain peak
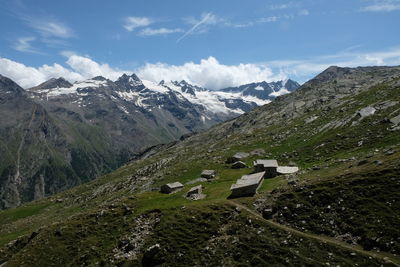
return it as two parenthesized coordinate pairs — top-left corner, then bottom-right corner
(0, 74), (25, 95)
(30, 77), (73, 90)
(91, 76), (108, 81)
(284, 79), (301, 91)
(115, 73), (144, 92)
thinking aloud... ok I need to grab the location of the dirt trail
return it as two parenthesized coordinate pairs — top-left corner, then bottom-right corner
(228, 200), (400, 266)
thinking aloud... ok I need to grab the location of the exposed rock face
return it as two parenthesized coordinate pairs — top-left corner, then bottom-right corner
(0, 75), (72, 209)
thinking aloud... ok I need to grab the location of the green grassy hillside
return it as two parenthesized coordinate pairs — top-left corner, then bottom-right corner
(1, 66), (400, 266)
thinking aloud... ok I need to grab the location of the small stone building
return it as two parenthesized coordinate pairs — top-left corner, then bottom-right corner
(230, 171), (265, 198)
(186, 185), (202, 198)
(201, 170), (216, 179)
(226, 152), (250, 163)
(160, 182), (184, 194)
(231, 161), (247, 169)
(253, 159), (278, 178)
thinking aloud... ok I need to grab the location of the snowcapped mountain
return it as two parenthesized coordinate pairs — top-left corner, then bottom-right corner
(29, 74), (299, 118)
(0, 72), (299, 208)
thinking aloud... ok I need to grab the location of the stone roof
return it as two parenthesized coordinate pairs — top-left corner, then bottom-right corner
(230, 172), (265, 190)
(165, 182), (183, 189)
(254, 159), (278, 168)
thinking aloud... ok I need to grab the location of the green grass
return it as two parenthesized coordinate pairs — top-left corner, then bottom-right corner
(0, 202), (50, 225)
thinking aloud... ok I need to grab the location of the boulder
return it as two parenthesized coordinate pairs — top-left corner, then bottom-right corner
(249, 149), (265, 156)
(226, 152), (250, 163)
(277, 166), (299, 175)
(185, 178), (207, 185)
(357, 106), (376, 118)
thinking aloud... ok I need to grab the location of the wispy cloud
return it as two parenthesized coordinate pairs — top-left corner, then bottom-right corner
(265, 46), (400, 82)
(123, 16), (153, 31)
(360, 0), (400, 12)
(257, 16), (279, 23)
(226, 10), (307, 29)
(269, 2), (299, 10)
(25, 17), (73, 38)
(298, 9), (310, 16)
(177, 12), (220, 43)
(14, 36), (42, 54)
(139, 27), (183, 36)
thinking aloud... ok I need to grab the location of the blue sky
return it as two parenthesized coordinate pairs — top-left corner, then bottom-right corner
(0, 0), (400, 89)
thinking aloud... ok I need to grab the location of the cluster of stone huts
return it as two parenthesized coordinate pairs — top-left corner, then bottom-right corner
(159, 169), (216, 200)
(230, 155), (299, 198)
(159, 150), (299, 200)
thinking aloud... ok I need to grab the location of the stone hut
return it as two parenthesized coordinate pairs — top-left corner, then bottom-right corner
(226, 152), (250, 163)
(253, 159), (278, 178)
(230, 171), (265, 198)
(186, 185), (202, 197)
(201, 170), (216, 179)
(231, 161), (247, 169)
(160, 182), (184, 194)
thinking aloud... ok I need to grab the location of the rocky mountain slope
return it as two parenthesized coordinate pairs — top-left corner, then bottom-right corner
(0, 73), (298, 209)
(1, 65), (399, 266)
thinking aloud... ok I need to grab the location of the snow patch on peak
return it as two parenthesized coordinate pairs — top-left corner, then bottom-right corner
(269, 88), (290, 97)
(254, 85), (264, 91)
(40, 79), (108, 97)
(163, 81), (182, 92)
(142, 80), (170, 93)
(129, 77), (143, 87)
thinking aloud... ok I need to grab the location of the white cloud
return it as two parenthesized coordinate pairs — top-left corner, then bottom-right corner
(0, 57), (82, 88)
(65, 55), (125, 80)
(177, 12), (220, 42)
(123, 16), (152, 31)
(14, 36), (40, 53)
(0, 55), (284, 90)
(139, 27), (183, 36)
(0, 54), (127, 88)
(360, 0), (400, 12)
(136, 56), (286, 89)
(2, 47), (400, 90)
